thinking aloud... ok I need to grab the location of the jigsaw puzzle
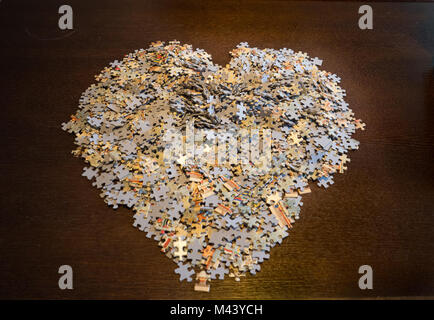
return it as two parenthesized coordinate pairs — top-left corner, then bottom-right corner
(62, 41), (365, 291)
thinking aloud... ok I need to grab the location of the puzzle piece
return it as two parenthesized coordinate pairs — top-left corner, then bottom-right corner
(175, 262), (195, 282)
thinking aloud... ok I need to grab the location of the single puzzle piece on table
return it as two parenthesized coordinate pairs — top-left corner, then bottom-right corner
(317, 175), (334, 188)
(175, 262), (195, 282)
(252, 250), (270, 263)
(82, 167), (98, 180)
(173, 237), (188, 262)
(208, 264), (230, 280)
(194, 270), (210, 292)
(132, 212), (151, 232)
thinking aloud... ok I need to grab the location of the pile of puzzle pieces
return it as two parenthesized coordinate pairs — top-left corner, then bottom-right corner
(62, 41), (364, 291)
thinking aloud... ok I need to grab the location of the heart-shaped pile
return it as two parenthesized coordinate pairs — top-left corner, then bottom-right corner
(62, 41), (364, 291)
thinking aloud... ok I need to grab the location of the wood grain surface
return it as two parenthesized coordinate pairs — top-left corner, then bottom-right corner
(0, 0), (433, 299)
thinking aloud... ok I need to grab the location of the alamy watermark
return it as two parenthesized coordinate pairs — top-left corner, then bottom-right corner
(58, 5), (73, 30)
(58, 265), (73, 290)
(358, 5), (373, 30)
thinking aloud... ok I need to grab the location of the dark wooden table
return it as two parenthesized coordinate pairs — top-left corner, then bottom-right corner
(0, 0), (433, 299)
